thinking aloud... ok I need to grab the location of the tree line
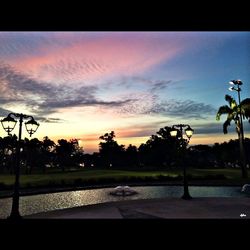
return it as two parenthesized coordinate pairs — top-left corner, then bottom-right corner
(0, 136), (84, 174)
(0, 127), (249, 174)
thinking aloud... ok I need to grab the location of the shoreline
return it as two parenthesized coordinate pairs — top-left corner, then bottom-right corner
(0, 179), (246, 199)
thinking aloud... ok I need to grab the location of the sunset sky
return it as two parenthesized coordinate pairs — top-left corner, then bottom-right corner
(0, 32), (249, 153)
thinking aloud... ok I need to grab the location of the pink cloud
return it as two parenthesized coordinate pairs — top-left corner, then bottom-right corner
(8, 34), (186, 85)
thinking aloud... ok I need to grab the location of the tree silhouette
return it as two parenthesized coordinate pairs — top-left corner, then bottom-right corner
(125, 144), (139, 167)
(55, 139), (75, 171)
(69, 139), (84, 168)
(138, 126), (183, 168)
(99, 131), (125, 168)
(216, 94), (250, 178)
(0, 135), (18, 174)
(188, 144), (215, 168)
(216, 95), (250, 134)
(23, 137), (43, 174)
(41, 136), (56, 173)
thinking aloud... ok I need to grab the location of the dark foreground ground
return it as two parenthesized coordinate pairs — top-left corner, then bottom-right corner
(25, 197), (250, 219)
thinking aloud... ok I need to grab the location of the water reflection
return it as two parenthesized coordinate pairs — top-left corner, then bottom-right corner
(0, 186), (248, 219)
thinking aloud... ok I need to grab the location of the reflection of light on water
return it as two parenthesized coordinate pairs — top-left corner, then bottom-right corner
(0, 186), (248, 218)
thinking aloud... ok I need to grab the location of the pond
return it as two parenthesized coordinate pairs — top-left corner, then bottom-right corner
(0, 185), (249, 219)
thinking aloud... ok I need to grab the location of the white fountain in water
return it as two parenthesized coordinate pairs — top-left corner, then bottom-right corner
(109, 186), (138, 196)
(241, 184), (250, 193)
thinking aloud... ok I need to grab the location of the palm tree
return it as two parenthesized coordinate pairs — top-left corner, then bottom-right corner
(216, 94), (250, 178)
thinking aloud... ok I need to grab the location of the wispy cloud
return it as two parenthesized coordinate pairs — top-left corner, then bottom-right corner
(113, 76), (174, 92)
(116, 89), (216, 119)
(37, 117), (64, 123)
(0, 63), (134, 119)
(0, 107), (13, 117)
(159, 99), (217, 119)
(0, 63), (53, 100)
(150, 80), (173, 92)
(0, 62), (217, 124)
(0, 32), (104, 59)
(1, 32), (187, 84)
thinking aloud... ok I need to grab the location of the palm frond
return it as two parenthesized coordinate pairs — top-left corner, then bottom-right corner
(225, 94), (237, 109)
(225, 94), (233, 103)
(241, 98), (250, 121)
(227, 112), (235, 121)
(240, 98), (250, 106)
(216, 105), (232, 120)
(223, 119), (231, 134)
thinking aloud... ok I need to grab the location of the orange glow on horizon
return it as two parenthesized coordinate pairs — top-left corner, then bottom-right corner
(34, 132), (250, 154)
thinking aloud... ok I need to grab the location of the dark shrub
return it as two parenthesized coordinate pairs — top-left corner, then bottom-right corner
(74, 178), (83, 186)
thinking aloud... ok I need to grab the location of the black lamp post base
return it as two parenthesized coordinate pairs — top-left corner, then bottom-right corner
(7, 213), (22, 220)
(182, 193), (192, 200)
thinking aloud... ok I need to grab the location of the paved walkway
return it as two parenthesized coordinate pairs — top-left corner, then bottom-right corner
(25, 197), (250, 219)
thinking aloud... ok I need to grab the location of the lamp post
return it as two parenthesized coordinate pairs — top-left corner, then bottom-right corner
(170, 124), (194, 200)
(229, 79), (247, 178)
(1, 113), (39, 219)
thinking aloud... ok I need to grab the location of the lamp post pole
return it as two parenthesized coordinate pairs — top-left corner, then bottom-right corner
(229, 80), (247, 178)
(237, 85), (247, 177)
(10, 115), (23, 219)
(170, 124), (193, 200)
(1, 113), (39, 219)
(180, 125), (191, 200)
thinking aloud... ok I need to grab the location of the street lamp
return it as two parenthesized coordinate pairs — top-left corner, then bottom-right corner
(170, 124), (194, 200)
(228, 79), (247, 178)
(1, 113), (39, 219)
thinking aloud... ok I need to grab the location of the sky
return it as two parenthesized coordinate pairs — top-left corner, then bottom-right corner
(0, 32), (249, 153)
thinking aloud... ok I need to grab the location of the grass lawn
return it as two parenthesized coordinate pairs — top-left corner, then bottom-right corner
(1, 168), (250, 193)
(0, 169), (180, 187)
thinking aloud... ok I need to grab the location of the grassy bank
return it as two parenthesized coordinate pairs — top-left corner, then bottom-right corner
(1, 168), (250, 195)
(0, 169), (182, 189)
